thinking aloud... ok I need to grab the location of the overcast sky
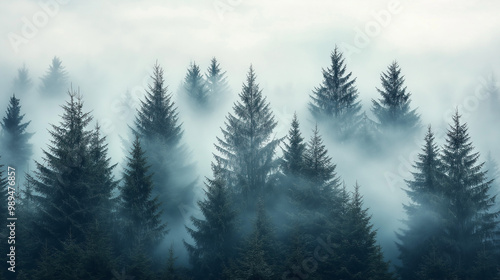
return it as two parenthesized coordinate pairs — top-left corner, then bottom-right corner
(2, 0), (500, 264)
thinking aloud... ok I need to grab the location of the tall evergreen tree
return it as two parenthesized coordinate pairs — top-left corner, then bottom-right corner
(0, 94), (33, 172)
(26, 91), (98, 245)
(440, 111), (499, 278)
(13, 64), (33, 96)
(214, 66), (281, 208)
(371, 61), (420, 133)
(229, 200), (276, 280)
(281, 113), (306, 177)
(39, 56), (68, 97)
(397, 126), (446, 280)
(309, 46), (362, 140)
(184, 165), (238, 280)
(183, 62), (209, 107)
(119, 136), (167, 252)
(325, 183), (394, 280)
(205, 57), (230, 105)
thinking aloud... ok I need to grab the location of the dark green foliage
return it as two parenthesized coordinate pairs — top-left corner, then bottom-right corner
(205, 57), (230, 105)
(397, 126), (446, 280)
(372, 61), (420, 133)
(214, 66), (280, 207)
(27, 91), (100, 245)
(415, 246), (455, 280)
(133, 62), (195, 227)
(281, 113), (306, 177)
(440, 111), (499, 278)
(228, 200), (276, 280)
(119, 136), (167, 251)
(13, 64), (33, 96)
(39, 56), (68, 97)
(0, 94), (33, 172)
(309, 46), (362, 140)
(183, 62), (209, 107)
(184, 165), (237, 280)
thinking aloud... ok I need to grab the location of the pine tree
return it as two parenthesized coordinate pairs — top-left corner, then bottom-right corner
(184, 165), (237, 280)
(0, 94), (33, 172)
(214, 66), (281, 208)
(13, 64), (33, 96)
(309, 46), (362, 140)
(205, 57), (230, 105)
(322, 183), (394, 280)
(485, 152), (500, 214)
(281, 113), (306, 177)
(440, 111), (499, 278)
(26, 91), (97, 245)
(119, 136), (167, 252)
(229, 200), (276, 280)
(371, 61), (420, 134)
(183, 62), (209, 107)
(397, 126), (446, 280)
(39, 56), (68, 97)
(133, 62), (195, 227)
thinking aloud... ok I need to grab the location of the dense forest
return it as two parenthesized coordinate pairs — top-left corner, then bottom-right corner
(0, 48), (499, 280)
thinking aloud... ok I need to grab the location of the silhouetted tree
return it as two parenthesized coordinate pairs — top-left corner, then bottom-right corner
(309, 46), (362, 140)
(183, 62), (209, 107)
(206, 57), (230, 106)
(281, 113), (306, 177)
(39, 56), (68, 97)
(214, 66), (281, 209)
(119, 136), (167, 252)
(0, 94), (33, 172)
(372, 61), (420, 134)
(13, 64), (33, 96)
(397, 126), (446, 280)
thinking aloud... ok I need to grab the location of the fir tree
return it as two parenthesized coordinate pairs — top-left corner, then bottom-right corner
(205, 57), (230, 105)
(133, 62), (195, 228)
(371, 61), (420, 133)
(229, 200), (276, 280)
(214, 66), (281, 208)
(184, 165), (237, 280)
(39, 56), (68, 97)
(0, 94), (33, 172)
(281, 113), (306, 177)
(183, 62), (209, 107)
(119, 136), (167, 252)
(27, 91), (97, 245)
(309, 46), (362, 140)
(397, 126), (446, 280)
(13, 64), (33, 96)
(440, 111), (499, 278)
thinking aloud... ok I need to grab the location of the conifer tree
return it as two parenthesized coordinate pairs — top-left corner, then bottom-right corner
(133, 62), (195, 227)
(281, 113), (306, 177)
(214, 66), (281, 207)
(13, 64), (33, 96)
(309, 46), (362, 140)
(229, 200), (276, 280)
(440, 111), (499, 278)
(0, 94), (33, 172)
(372, 61), (420, 133)
(205, 57), (230, 105)
(27, 91), (97, 245)
(397, 126), (446, 280)
(39, 56), (68, 97)
(119, 136), (167, 252)
(183, 62), (209, 107)
(184, 165), (237, 280)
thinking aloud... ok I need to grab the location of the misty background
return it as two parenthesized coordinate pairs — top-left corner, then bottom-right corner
(1, 0), (500, 269)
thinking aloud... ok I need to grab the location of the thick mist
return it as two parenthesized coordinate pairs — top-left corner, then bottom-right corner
(1, 0), (500, 277)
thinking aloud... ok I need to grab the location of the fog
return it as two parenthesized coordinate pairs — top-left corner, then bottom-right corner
(1, 0), (500, 272)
